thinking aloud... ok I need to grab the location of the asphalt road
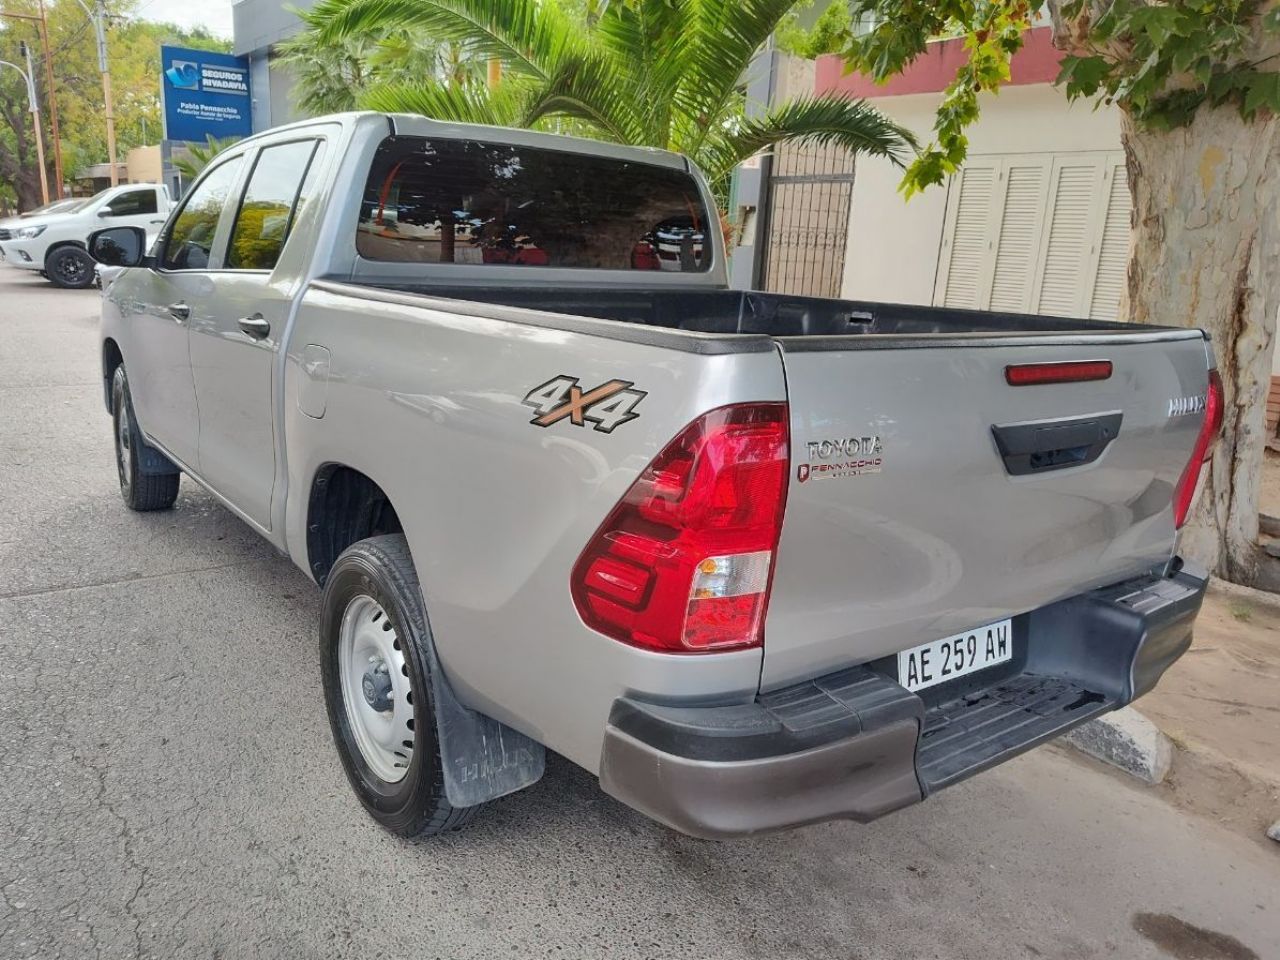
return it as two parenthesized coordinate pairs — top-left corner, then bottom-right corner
(0, 268), (1276, 960)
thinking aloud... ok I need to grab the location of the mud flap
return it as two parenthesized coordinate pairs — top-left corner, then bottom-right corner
(421, 639), (546, 807)
(136, 441), (180, 476)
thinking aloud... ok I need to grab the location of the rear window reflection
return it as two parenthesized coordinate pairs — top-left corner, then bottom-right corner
(356, 137), (711, 272)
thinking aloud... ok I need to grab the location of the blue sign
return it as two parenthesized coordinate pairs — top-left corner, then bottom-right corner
(161, 45), (253, 143)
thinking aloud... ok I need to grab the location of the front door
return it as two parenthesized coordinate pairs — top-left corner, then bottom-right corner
(123, 160), (247, 468)
(187, 138), (324, 531)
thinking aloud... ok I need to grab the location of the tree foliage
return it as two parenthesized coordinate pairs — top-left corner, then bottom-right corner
(1054, 1), (1280, 127)
(295, 0), (916, 204)
(276, 6), (481, 115)
(777, 0), (854, 59)
(841, 0), (1280, 195)
(0, 0), (228, 210)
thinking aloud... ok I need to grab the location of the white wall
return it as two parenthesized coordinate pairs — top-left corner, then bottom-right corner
(841, 84), (1122, 304)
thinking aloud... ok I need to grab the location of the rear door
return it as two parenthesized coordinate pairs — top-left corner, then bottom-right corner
(187, 137), (325, 531)
(761, 332), (1210, 690)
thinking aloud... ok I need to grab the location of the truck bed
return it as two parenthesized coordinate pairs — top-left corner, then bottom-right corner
(352, 282), (1191, 344)
(310, 276), (1209, 695)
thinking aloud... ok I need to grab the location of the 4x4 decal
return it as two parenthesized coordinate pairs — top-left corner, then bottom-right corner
(522, 375), (646, 434)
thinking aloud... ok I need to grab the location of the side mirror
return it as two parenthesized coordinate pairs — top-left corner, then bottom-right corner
(97, 208), (113, 218)
(89, 226), (147, 267)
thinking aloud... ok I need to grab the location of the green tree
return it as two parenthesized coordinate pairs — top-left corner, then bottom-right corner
(299, 0), (916, 204)
(277, 7), (481, 115)
(777, 0), (853, 59)
(0, 0), (229, 211)
(843, 1), (1280, 589)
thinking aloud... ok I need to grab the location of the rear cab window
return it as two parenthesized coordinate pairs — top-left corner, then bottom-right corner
(357, 136), (711, 272)
(104, 188), (159, 217)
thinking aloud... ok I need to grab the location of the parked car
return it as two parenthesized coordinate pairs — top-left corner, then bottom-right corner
(0, 182), (171, 288)
(91, 112), (1221, 841)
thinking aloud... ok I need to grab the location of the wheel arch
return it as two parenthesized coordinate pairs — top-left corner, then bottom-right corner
(305, 463), (404, 586)
(42, 238), (88, 264)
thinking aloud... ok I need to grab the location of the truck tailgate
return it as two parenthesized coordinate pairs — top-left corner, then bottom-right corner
(761, 331), (1210, 690)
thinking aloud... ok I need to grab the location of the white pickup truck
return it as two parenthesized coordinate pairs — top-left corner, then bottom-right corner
(1, 182), (170, 288)
(91, 112), (1221, 840)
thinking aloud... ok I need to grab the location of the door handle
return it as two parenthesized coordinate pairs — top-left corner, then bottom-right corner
(991, 412), (1123, 475)
(167, 301), (189, 321)
(238, 313), (271, 339)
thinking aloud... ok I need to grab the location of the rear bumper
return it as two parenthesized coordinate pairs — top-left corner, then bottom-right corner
(598, 559), (1207, 839)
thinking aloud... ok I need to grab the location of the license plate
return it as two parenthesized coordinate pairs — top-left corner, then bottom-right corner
(897, 619), (1013, 692)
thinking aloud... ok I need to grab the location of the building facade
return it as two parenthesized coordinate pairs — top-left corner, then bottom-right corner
(74, 145), (164, 193)
(231, 0), (314, 133)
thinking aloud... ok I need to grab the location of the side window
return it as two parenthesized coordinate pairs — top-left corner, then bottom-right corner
(105, 189), (158, 217)
(226, 140), (321, 271)
(162, 157), (246, 271)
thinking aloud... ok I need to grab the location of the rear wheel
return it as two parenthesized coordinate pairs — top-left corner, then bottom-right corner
(111, 365), (179, 511)
(320, 534), (477, 838)
(45, 246), (96, 289)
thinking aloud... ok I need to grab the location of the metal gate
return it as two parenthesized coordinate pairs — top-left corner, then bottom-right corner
(761, 140), (856, 298)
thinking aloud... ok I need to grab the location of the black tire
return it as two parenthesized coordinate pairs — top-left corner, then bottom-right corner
(111, 365), (180, 511)
(45, 246), (96, 289)
(320, 534), (477, 838)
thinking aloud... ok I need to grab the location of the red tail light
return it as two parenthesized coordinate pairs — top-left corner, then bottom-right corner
(1005, 360), (1113, 386)
(1173, 369), (1224, 529)
(571, 403), (790, 653)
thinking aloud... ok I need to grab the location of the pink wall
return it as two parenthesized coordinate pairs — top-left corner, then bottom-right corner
(815, 26), (1063, 99)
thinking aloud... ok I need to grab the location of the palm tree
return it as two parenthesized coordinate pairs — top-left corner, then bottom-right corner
(303, 0), (916, 204)
(277, 7), (483, 115)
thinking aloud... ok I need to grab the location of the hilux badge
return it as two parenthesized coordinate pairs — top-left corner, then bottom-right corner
(1168, 394), (1207, 417)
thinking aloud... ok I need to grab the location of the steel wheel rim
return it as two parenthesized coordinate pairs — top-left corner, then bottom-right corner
(115, 404), (132, 493)
(338, 594), (414, 783)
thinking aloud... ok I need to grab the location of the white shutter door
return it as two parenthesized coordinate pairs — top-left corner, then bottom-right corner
(1087, 160), (1131, 320)
(936, 163), (999, 309)
(988, 160), (1051, 313)
(1033, 159), (1105, 317)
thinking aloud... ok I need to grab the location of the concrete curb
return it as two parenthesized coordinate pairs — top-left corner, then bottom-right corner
(1063, 708), (1173, 785)
(1206, 577), (1280, 613)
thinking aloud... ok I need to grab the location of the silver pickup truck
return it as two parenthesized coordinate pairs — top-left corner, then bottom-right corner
(92, 112), (1223, 840)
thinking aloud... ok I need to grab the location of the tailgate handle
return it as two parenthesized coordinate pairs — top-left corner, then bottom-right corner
(991, 412), (1122, 476)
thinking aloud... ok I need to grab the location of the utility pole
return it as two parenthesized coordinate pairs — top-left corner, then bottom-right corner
(0, 52), (48, 205)
(76, 0), (117, 185)
(19, 42), (48, 205)
(37, 0), (63, 196)
(1, 4), (64, 198)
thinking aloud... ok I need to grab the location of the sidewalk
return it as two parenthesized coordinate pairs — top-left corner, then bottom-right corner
(1138, 581), (1280, 843)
